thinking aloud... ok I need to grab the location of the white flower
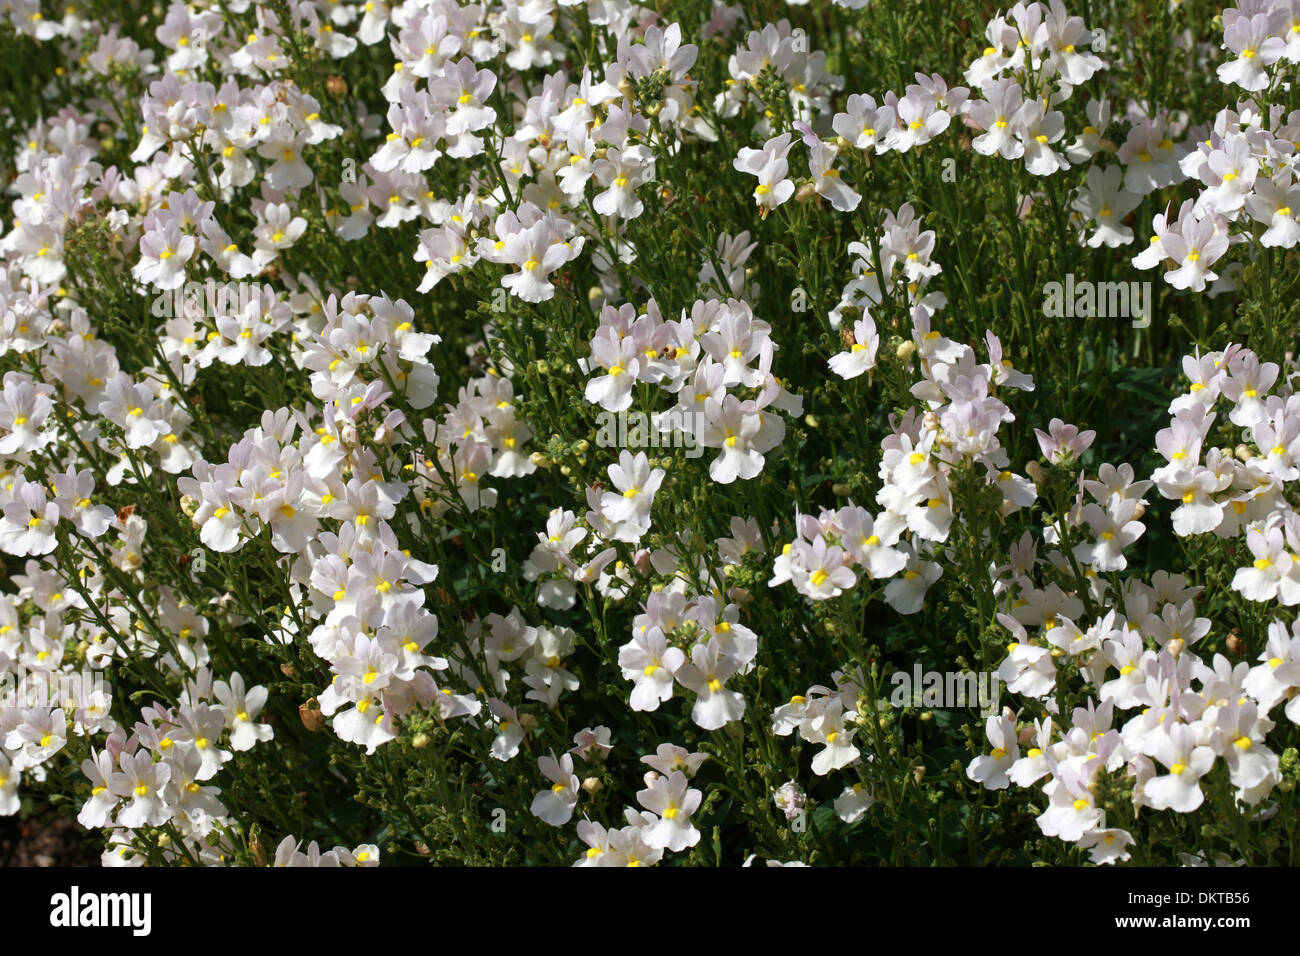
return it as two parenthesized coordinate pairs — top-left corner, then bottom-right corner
(213, 672), (273, 752)
(967, 711), (1020, 790)
(592, 145), (654, 220)
(1037, 765), (1102, 842)
(637, 770), (702, 851)
(828, 317), (879, 379)
(1143, 724), (1216, 813)
(803, 699), (861, 774)
(734, 133), (795, 211)
(1078, 828), (1134, 864)
(1162, 213), (1228, 293)
(110, 749), (173, 828)
(98, 375), (171, 449)
(530, 752), (579, 826)
(1245, 172), (1300, 249)
(1072, 165), (1140, 247)
(833, 783), (875, 822)
(675, 639), (746, 731)
(598, 450), (665, 542)
(619, 627), (686, 712)
(1216, 14), (1284, 91)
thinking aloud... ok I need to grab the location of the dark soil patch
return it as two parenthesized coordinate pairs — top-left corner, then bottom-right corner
(0, 812), (101, 867)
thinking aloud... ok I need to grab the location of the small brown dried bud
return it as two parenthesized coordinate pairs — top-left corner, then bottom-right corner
(326, 75), (348, 97)
(299, 698), (325, 732)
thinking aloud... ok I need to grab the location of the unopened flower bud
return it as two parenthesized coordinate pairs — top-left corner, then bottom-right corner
(582, 777), (603, 794)
(530, 452), (551, 469)
(727, 586), (753, 604)
(249, 830), (267, 867)
(518, 713), (539, 731)
(832, 483), (852, 496)
(1025, 460), (1044, 485)
(326, 75), (348, 97)
(1235, 444), (1253, 462)
(896, 339), (917, 362)
(794, 181), (818, 202)
(411, 733), (429, 749)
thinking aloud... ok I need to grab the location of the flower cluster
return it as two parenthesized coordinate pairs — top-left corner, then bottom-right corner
(1, 0), (1298, 869)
